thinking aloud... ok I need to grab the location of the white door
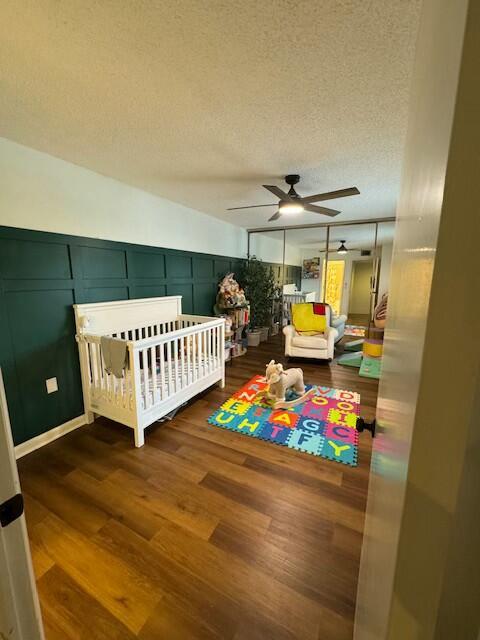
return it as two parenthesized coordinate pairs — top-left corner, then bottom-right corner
(0, 368), (44, 640)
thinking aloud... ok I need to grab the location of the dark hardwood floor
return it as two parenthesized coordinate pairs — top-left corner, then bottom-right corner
(19, 334), (378, 640)
(345, 314), (370, 328)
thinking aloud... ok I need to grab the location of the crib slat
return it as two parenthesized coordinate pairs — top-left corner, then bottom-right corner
(124, 354), (130, 409)
(186, 335), (191, 385)
(207, 327), (212, 374)
(142, 348), (150, 409)
(211, 327), (215, 370)
(192, 331), (197, 382)
(206, 329), (210, 375)
(159, 343), (166, 401)
(173, 338), (182, 393)
(127, 346), (134, 410)
(89, 343), (97, 389)
(203, 330), (207, 378)
(151, 344), (158, 405)
(166, 340), (172, 396)
(198, 331), (203, 379)
(98, 343), (106, 396)
(172, 338), (178, 394)
(180, 336), (185, 390)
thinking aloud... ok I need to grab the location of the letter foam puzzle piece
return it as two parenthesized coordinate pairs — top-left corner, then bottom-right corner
(233, 375), (268, 402)
(221, 397), (251, 416)
(256, 422), (292, 445)
(313, 385), (337, 399)
(208, 405), (267, 438)
(287, 430), (325, 455)
(332, 389), (361, 404)
(234, 388), (259, 403)
(268, 409), (300, 429)
(296, 416), (326, 436)
(327, 408), (359, 428)
(321, 438), (357, 466)
(324, 423), (358, 444)
(252, 395), (274, 408)
(302, 396), (339, 420)
(208, 410), (236, 426)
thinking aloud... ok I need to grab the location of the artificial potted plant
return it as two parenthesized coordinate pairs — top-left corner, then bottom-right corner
(239, 257), (276, 345)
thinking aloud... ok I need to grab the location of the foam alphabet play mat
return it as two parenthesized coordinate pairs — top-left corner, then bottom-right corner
(207, 375), (360, 466)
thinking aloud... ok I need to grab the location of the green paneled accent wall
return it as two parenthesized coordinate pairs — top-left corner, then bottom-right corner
(0, 225), (301, 446)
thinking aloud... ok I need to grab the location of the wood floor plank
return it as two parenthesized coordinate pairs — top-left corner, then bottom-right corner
(18, 334), (377, 639)
(37, 565), (136, 640)
(177, 444), (367, 519)
(210, 520), (357, 617)
(108, 467), (220, 541)
(150, 516), (322, 640)
(147, 467), (272, 538)
(138, 598), (222, 640)
(151, 426), (249, 465)
(118, 443), (208, 484)
(20, 467), (109, 536)
(34, 514), (162, 634)
(62, 468), (175, 541)
(93, 518), (239, 639)
(169, 418), (349, 486)
(201, 470), (365, 534)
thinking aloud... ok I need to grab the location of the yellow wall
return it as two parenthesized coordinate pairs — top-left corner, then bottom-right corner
(323, 260), (345, 315)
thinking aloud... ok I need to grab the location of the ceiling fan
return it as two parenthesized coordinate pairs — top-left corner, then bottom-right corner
(227, 174), (360, 222)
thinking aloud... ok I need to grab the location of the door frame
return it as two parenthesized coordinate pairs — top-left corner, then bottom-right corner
(0, 368), (44, 640)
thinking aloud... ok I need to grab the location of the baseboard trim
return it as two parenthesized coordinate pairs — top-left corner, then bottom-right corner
(14, 414), (87, 459)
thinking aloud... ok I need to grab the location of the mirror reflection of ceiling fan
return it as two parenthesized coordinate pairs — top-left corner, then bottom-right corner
(227, 174), (360, 222)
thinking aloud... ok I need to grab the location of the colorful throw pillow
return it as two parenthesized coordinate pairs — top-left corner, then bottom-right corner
(292, 303), (327, 334)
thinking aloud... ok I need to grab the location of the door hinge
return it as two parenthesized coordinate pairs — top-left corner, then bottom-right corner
(0, 493), (24, 528)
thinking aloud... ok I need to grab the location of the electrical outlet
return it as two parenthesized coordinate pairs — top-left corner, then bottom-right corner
(46, 377), (58, 394)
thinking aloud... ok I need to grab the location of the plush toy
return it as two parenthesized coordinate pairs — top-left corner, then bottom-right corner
(374, 292), (388, 329)
(217, 273), (247, 308)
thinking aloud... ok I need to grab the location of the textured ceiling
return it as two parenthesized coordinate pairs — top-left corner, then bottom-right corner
(0, 0), (421, 229)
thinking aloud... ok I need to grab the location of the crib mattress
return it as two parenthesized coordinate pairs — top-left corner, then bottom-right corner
(141, 355), (219, 409)
(90, 356), (219, 412)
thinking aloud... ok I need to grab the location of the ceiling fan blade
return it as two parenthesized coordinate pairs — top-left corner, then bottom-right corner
(262, 184), (290, 200)
(300, 187), (360, 205)
(227, 203), (277, 211)
(268, 210), (282, 222)
(304, 203), (341, 217)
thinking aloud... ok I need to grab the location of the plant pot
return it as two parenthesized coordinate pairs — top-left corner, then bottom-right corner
(247, 330), (261, 347)
(259, 327), (269, 342)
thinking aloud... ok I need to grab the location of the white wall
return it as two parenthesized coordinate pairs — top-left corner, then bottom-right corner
(378, 242), (393, 297)
(0, 137), (247, 258)
(249, 232), (302, 266)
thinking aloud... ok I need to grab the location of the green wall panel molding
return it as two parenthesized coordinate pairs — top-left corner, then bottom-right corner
(0, 225), (300, 446)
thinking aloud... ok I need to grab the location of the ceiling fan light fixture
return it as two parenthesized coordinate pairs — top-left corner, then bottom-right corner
(279, 201), (304, 215)
(337, 240), (348, 254)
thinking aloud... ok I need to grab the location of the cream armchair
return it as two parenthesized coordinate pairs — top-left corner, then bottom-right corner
(283, 305), (338, 361)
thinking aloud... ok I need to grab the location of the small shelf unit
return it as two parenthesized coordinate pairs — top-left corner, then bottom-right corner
(216, 304), (250, 362)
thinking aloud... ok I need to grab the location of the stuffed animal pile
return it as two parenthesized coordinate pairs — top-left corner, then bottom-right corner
(217, 273), (248, 308)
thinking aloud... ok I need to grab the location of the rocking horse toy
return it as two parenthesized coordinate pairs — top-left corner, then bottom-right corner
(262, 360), (315, 409)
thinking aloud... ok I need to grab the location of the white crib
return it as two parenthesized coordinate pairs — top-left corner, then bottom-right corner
(74, 296), (225, 447)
